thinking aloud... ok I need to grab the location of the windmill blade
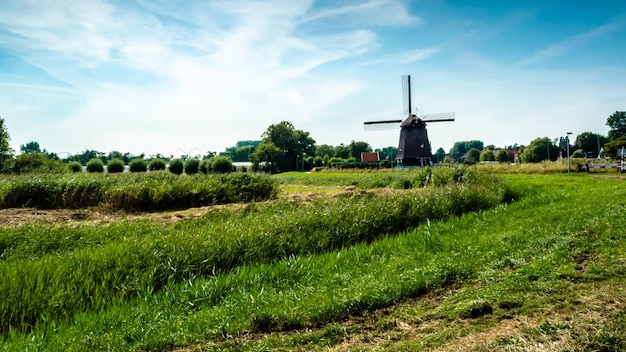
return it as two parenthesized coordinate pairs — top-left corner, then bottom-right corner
(401, 75), (411, 116)
(364, 119), (402, 131)
(421, 112), (455, 121)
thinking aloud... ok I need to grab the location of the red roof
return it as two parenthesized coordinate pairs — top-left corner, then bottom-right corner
(361, 152), (380, 162)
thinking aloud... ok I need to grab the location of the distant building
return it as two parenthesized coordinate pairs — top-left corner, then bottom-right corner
(361, 152), (380, 163)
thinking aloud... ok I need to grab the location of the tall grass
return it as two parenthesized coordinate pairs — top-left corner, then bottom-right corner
(0, 170), (512, 336)
(2, 174), (624, 351)
(0, 172), (278, 210)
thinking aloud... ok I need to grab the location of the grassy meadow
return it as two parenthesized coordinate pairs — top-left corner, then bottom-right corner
(0, 168), (625, 351)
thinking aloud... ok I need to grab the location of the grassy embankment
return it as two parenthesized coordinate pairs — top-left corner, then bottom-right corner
(1, 170), (625, 351)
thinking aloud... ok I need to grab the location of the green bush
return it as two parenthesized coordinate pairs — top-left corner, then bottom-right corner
(149, 158), (166, 171)
(86, 158), (104, 173)
(184, 158), (200, 175)
(199, 159), (212, 174)
(169, 158), (184, 175)
(67, 161), (82, 173)
(129, 158), (147, 173)
(12, 153), (67, 174)
(212, 156), (233, 173)
(106, 158), (125, 173)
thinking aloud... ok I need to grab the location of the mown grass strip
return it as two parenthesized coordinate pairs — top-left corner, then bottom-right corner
(2, 174), (624, 351)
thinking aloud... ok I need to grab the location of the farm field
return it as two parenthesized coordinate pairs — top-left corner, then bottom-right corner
(0, 170), (625, 351)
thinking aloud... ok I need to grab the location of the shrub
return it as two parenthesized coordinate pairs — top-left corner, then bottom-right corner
(67, 161), (82, 173)
(107, 158), (125, 173)
(184, 158), (200, 175)
(86, 158), (104, 173)
(148, 158), (166, 171)
(129, 158), (147, 173)
(212, 156), (233, 173)
(12, 153), (67, 174)
(169, 159), (184, 175)
(199, 159), (213, 174)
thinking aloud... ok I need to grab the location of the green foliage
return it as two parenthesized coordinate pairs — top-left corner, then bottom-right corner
(349, 140), (372, 160)
(212, 156), (233, 173)
(168, 158), (184, 175)
(575, 132), (607, 156)
(106, 158), (125, 173)
(184, 158), (200, 175)
(468, 148), (481, 163)
(607, 111), (626, 140)
(0, 172), (278, 211)
(199, 158), (212, 174)
(12, 153), (67, 174)
(85, 158), (104, 173)
(519, 137), (559, 163)
(251, 121), (316, 173)
(148, 158), (166, 171)
(450, 140), (483, 158)
(19, 141), (41, 154)
(604, 136), (626, 157)
(67, 161), (83, 173)
(0, 117), (14, 172)
(0, 171), (510, 339)
(129, 158), (147, 173)
(479, 149), (495, 162)
(496, 149), (510, 163)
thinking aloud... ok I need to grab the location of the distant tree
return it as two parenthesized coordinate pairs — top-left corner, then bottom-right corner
(451, 140), (484, 158)
(480, 149), (495, 162)
(129, 158), (148, 173)
(348, 140), (372, 161)
(467, 148), (481, 163)
(250, 141), (281, 173)
(86, 158), (104, 173)
(148, 158), (166, 171)
(604, 136), (626, 157)
(168, 158), (184, 175)
(376, 146), (398, 161)
(496, 150), (510, 163)
(575, 132), (608, 157)
(107, 158), (125, 173)
(250, 121), (315, 173)
(315, 144), (335, 159)
(13, 153), (66, 173)
(0, 117), (14, 172)
(607, 111), (626, 141)
(212, 156), (234, 173)
(313, 156), (323, 167)
(485, 144), (495, 150)
(519, 137), (559, 163)
(20, 141), (41, 154)
(433, 147), (446, 163)
(199, 158), (213, 174)
(184, 158), (200, 174)
(334, 143), (350, 159)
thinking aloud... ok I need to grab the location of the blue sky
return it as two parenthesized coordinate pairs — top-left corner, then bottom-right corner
(1, 0), (625, 157)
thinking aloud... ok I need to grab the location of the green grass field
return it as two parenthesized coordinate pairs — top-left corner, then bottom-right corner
(0, 170), (625, 351)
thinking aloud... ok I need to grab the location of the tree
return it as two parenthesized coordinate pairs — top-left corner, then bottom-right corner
(433, 147), (446, 163)
(607, 111), (626, 140)
(0, 117), (14, 172)
(251, 121), (316, 173)
(519, 137), (559, 163)
(376, 146), (397, 161)
(348, 141), (372, 161)
(168, 159), (184, 174)
(479, 149), (495, 162)
(20, 141), (41, 154)
(575, 132), (608, 157)
(315, 144), (335, 159)
(250, 141), (281, 173)
(467, 148), (481, 163)
(451, 140), (484, 158)
(495, 149), (510, 163)
(604, 136), (626, 157)
(211, 156), (233, 173)
(334, 143), (350, 159)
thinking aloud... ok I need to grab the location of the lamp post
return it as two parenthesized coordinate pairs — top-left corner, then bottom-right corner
(566, 132), (572, 173)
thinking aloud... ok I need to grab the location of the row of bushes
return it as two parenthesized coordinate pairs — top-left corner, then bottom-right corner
(74, 156), (236, 174)
(0, 172), (278, 211)
(0, 169), (515, 334)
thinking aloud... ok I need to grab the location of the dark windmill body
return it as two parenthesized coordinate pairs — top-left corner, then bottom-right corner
(365, 75), (454, 167)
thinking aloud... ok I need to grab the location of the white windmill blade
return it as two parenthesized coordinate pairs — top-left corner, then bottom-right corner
(364, 123), (401, 131)
(421, 112), (455, 121)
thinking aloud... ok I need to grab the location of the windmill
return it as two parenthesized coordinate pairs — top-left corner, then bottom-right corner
(364, 75), (455, 167)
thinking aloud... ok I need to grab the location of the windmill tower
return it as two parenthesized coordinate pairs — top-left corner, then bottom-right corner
(364, 75), (455, 167)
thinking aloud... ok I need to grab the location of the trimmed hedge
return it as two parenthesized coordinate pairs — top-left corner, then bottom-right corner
(0, 173), (279, 211)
